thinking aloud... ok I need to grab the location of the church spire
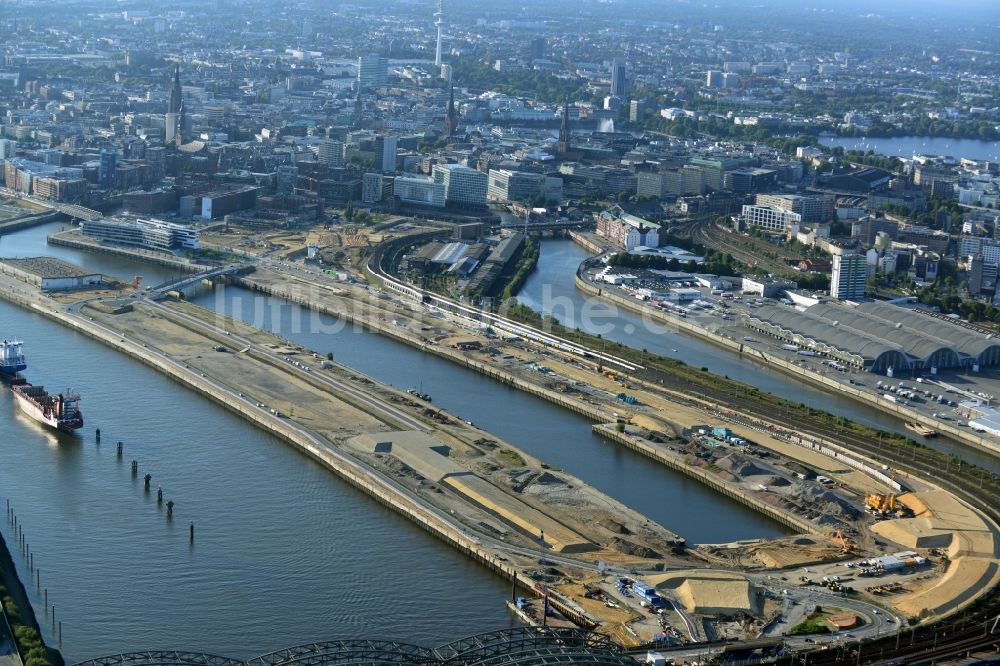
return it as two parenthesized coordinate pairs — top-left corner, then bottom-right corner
(557, 97), (571, 155)
(169, 65), (183, 114)
(443, 84), (457, 137)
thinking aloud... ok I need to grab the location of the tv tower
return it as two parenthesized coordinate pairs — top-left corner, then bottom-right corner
(434, 0), (444, 67)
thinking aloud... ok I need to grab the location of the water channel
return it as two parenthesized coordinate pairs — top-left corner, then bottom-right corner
(516, 238), (1000, 474)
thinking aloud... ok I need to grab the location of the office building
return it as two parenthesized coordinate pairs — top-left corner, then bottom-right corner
(363, 173), (394, 204)
(755, 193), (835, 224)
(529, 37), (547, 61)
(432, 164), (487, 208)
(357, 54), (388, 90)
(737, 204), (802, 232)
(376, 135), (398, 172)
(82, 217), (200, 251)
(317, 140), (345, 168)
(393, 176), (446, 208)
(487, 169), (561, 203)
(706, 70), (724, 88)
(610, 58), (627, 97)
(98, 148), (117, 189)
(201, 187), (259, 220)
(276, 165), (299, 194)
(0, 139), (16, 160)
(831, 253), (867, 301)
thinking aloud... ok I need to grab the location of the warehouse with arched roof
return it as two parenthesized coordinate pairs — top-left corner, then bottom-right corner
(742, 301), (1000, 373)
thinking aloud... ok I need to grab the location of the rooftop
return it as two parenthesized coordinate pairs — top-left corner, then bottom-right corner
(0, 256), (100, 279)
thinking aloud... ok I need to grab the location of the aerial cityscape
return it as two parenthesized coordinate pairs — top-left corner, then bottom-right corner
(0, 1), (999, 665)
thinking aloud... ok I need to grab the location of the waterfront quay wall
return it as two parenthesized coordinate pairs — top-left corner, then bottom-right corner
(573, 273), (1000, 458)
(567, 231), (603, 254)
(0, 211), (62, 235)
(0, 287), (597, 632)
(594, 425), (814, 535)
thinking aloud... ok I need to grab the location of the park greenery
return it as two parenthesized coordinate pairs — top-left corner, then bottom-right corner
(1, 583), (54, 666)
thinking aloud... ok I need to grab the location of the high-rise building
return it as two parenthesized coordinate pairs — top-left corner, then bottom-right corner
(98, 148), (117, 189)
(610, 58), (627, 98)
(276, 165), (299, 194)
(831, 253), (867, 301)
(317, 140), (345, 167)
(705, 70), (724, 88)
(376, 135), (397, 172)
(0, 139), (18, 160)
(432, 164), (487, 208)
(361, 173), (391, 204)
(357, 54), (388, 90)
(529, 37), (547, 61)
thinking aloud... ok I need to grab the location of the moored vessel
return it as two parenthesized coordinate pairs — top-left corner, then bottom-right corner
(0, 339), (26, 375)
(10, 378), (84, 432)
(905, 421), (937, 438)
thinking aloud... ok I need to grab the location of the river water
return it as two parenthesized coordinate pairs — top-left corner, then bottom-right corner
(0, 298), (513, 662)
(819, 136), (1000, 162)
(517, 239), (1000, 474)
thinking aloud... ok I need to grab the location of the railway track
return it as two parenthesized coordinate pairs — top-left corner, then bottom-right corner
(365, 231), (1000, 664)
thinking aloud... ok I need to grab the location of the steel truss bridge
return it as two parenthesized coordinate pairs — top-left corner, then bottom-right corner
(72, 628), (637, 666)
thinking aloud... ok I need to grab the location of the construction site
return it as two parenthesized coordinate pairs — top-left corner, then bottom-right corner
(1, 224), (998, 648)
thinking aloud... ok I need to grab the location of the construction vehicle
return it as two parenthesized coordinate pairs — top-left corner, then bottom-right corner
(865, 494), (896, 515)
(834, 530), (854, 554)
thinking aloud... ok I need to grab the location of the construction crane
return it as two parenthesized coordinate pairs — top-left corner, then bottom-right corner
(834, 530), (854, 554)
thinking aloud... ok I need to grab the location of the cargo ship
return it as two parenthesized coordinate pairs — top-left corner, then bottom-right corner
(1, 340), (27, 375)
(10, 378), (84, 432)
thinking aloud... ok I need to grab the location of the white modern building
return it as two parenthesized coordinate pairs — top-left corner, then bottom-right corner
(393, 176), (446, 208)
(317, 140), (345, 168)
(81, 217), (200, 251)
(432, 164), (488, 207)
(487, 169), (561, 203)
(357, 54), (388, 90)
(831, 253), (867, 301)
(737, 204), (802, 232)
